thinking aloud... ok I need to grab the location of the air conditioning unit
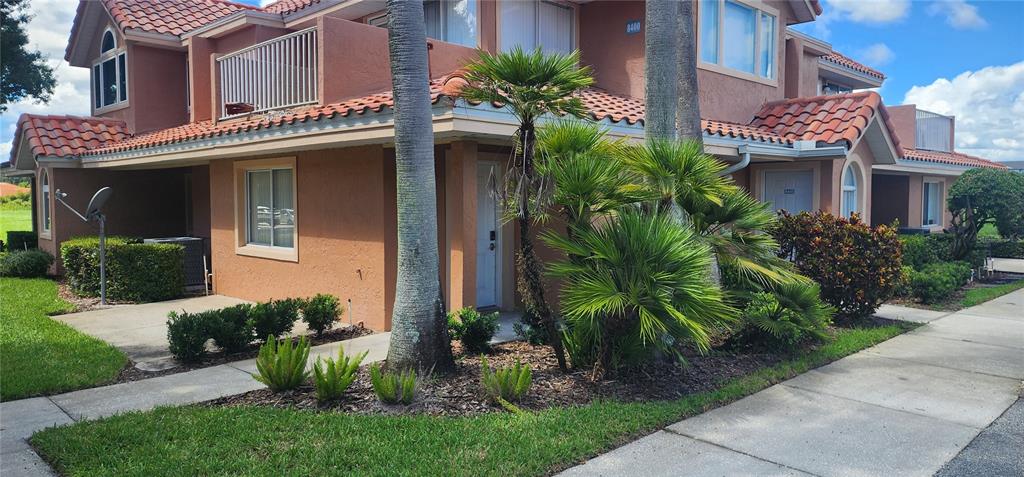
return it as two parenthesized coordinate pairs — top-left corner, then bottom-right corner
(143, 237), (206, 289)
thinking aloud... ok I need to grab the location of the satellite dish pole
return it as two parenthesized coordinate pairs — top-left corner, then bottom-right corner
(54, 187), (113, 305)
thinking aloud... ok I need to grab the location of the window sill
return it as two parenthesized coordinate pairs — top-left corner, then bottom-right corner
(698, 62), (778, 87)
(93, 101), (130, 115)
(38, 230), (52, 240)
(235, 244), (298, 262)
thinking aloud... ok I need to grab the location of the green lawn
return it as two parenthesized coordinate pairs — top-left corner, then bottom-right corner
(0, 278), (127, 401)
(977, 223), (1000, 239)
(961, 279), (1024, 308)
(0, 207), (32, 242)
(32, 324), (911, 477)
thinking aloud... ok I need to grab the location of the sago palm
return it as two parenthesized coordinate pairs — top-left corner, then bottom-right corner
(543, 208), (736, 376)
(460, 47), (594, 371)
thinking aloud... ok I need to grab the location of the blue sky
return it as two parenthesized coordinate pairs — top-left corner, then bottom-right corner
(2, 0), (1022, 161)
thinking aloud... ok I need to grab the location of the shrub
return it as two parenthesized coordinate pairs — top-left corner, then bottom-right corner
(249, 299), (300, 342)
(447, 307), (499, 355)
(947, 168), (1024, 257)
(6, 231), (37, 251)
(911, 261), (972, 304)
(252, 336), (310, 392)
(313, 346), (367, 402)
(480, 356), (532, 404)
(899, 235), (940, 270)
(61, 237), (183, 302)
(301, 294), (342, 336)
(0, 249), (53, 278)
(772, 212), (903, 321)
(369, 364), (416, 405)
(984, 239), (1024, 259)
(730, 282), (834, 350)
(208, 304), (254, 353)
(167, 310), (210, 363)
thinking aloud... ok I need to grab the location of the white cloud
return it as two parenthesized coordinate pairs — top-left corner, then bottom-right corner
(809, 0), (911, 39)
(903, 62), (1024, 162)
(858, 43), (895, 67)
(1, 0), (91, 161)
(927, 0), (988, 29)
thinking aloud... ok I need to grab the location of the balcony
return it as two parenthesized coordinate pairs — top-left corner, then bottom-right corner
(217, 27), (318, 120)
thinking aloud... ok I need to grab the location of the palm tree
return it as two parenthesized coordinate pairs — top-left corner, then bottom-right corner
(644, 0), (679, 140)
(622, 139), (733, 220)
(676, 0), (702, 141)
(460, 47), (594, 371)
(383, 0), (453, 372)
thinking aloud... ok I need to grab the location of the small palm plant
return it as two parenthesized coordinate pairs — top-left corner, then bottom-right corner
(369, 363), (417, 405)
(734, 281), (834, 349)
(480, 356), (532, 405)
(460, 47), (595, 371)
(313, 346), (367, 402)
(252, 335), (310, 392)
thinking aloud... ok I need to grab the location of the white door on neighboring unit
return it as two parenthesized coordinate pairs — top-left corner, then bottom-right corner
(476, 163), (500, 308)
(763, 170), (814, 214)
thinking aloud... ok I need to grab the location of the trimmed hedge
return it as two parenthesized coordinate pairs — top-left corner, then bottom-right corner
(61, 236), (184, 302)
(983, 239), (1024, 259)
(910, 261), (972, 304)
(6, 231), (37, 251)
(0, 249), (54, 278)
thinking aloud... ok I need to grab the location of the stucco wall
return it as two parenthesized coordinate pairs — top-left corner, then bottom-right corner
(888, 104), (917, 149)
(129, 44), (189, 134)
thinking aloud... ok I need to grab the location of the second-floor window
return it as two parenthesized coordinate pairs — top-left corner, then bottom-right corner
(699, 0), (776, 80)
(92, 29), (127, 110)
(424, 0), (477, 47)
(500, 0), (574, 55)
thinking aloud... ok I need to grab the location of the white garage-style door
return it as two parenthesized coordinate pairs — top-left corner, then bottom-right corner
(764, 170), (814, 214)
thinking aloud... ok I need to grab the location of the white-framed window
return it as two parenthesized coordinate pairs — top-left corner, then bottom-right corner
(923, 180), (943, 226)
(840, 163), (859, 218)
(246, 168), (295, 248)
(424, 0), (478, 47)
(699, 0), (777, 80)
(92, 28), (127, 110)
(40, 169), (51, 234)
(500, 0), (575, 55)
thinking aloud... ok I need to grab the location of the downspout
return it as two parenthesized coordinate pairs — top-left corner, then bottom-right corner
(720, 144), (751, 176)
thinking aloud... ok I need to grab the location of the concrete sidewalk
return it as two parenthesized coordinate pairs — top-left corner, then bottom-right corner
(560, 291), (1024, 477)
(0, 332), (390, 476)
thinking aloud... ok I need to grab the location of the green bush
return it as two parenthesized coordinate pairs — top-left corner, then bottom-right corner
(369, 364), (416, 405)
(899, 235), (940, 270)
(772, 212), (903, 321)
(730, 282), (834, 350)
(6, 231), (37, 251)
(983, 239), (1024, 259)
(301, 294), (342, 336)
(447, 307), (499, 355)
(61, 237), (183, 302)
(208, 304), (254, 353)
(480, 356), (532, 404)
(166, 310), (210, 363)
(313, 346), (367, 402)
(0, 249), (53, 278)
(249, 299), (300, 343)
(910, 261), (972, 304)
(252, 336), (310, 392)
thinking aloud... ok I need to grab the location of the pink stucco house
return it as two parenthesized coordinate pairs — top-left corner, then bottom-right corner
(6, 0), (1005, 331)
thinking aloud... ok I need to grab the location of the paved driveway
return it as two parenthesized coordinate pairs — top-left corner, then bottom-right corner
(560, 290), (1024, 477)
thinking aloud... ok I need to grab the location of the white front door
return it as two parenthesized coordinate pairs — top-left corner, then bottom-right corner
(476, 163), (500, 307)
(764, 170), (814, 214)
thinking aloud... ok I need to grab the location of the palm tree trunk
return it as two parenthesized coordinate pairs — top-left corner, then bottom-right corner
(518, 123), (568, 371)
(644, 0), (679, 140)
(384, 0), (453, 373)
(676, 0), (703, 141)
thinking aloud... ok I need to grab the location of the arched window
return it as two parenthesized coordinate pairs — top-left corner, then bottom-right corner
(41, 170), (51, 233)
(101, 29), (116, 53)
(840, 163), (859, 218)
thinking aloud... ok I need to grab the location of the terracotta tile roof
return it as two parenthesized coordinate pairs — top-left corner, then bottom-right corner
(0, 183), (30, 197)
(101, 0), (259, 36)
(749, 91), (899, 149)
(262, 0), (325, 15)
(820, 51), (886, 80)
(11, 115), (131, 164)
(902, 148), (1007, 169)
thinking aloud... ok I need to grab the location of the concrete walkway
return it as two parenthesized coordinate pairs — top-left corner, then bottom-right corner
(560, 291), (1024, 477)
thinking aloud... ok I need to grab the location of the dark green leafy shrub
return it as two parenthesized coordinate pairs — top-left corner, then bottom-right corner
(910, 261), (972, 304)
(61, 237), (183, 302)
(369, 364), (416, 405)
(166, 310), (210, 363)
(447, 307), (499, 354)
(313, 346), (367, 402)
(984, 239), (1024, 259)
(480, 356), (532, 404)
(772, 212), (903, 321)
(6, 231), (37, 251)
(208, 304), (254, 353)
(0, 249), (53, 278)
(252, 336), (310, 392)
(249, 299), (300, 342)
(301, 294), (342, 336)
(896, 266), (915, 297)
(730, 282), (834, 350)
(900, 235), (940, 270)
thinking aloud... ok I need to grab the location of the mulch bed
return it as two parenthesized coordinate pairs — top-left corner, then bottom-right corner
(207, 338), (797, 417)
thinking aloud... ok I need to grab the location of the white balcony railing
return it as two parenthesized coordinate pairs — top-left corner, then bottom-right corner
(217, 27), (318, 119)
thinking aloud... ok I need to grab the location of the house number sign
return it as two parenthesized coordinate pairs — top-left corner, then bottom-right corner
(626, 20), (641, 35)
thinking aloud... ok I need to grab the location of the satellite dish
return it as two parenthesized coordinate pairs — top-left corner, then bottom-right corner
(86, 187), (112, 219)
